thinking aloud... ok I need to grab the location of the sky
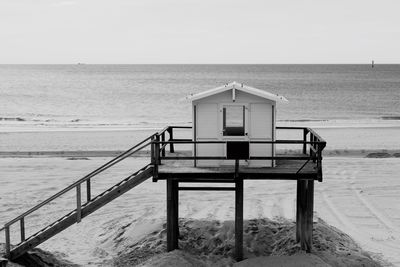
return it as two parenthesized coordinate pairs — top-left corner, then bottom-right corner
(0, 0), (399, 64)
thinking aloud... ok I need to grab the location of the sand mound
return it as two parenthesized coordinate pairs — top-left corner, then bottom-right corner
(234, 254), (330, 267)
(111, 217), (381, 267)
(0, 243), (77, 267)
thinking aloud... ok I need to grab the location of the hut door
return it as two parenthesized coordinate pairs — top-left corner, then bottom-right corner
(249, 103), (273, 167)
(220, 104), (249, 166)
(195, 103), (222, 167)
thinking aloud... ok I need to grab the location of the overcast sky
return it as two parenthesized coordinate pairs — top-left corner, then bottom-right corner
(1, 0), (399, 64)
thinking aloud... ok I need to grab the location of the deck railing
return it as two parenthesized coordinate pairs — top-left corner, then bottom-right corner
(151, 126), (326, 181)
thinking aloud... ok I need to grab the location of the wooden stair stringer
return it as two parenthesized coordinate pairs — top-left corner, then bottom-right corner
(9, 166), (154, 260)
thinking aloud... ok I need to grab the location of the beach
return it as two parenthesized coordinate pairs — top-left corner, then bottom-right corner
(0, 64), (399, 266)
(0, 124), (399, 266)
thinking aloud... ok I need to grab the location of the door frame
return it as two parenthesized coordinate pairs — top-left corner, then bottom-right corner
(219, 103), (249, 165)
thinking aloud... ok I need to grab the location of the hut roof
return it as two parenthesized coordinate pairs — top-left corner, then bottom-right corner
(187, 81), (288, 103)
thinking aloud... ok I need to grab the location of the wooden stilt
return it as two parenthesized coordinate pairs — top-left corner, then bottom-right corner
(167, 179), (179, 251)
(174, 181), (179, 248)
(235, 175), (243, 261)
(296, 180), (301, 242)
(305, 180), (314, 252)
(297, 180), (314, 252)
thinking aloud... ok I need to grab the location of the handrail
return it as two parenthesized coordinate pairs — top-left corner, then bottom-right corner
(4, 134), (154, 227)
(154, 140), (325, 145)
(150, 126), (326, 181)
(307, 127), (327, 145)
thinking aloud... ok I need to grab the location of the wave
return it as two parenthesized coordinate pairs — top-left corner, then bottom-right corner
(381, 116), (400, 120)
(278, 119), (329, 122)
(0, 117), (26, 121)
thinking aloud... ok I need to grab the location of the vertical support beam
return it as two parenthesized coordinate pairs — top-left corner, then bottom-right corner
(151, 135), (158, 182)
(168, 128), (174, 153)
(193, 105), (197, 167)
(174, 181), (179, 246)
(303, 128), (308, 155)
(161, 132), (166, 157)
(86, 179), (91, 203)
(235, 168), (243, 261)
(155, 134), (161, 165)
(151, 134), (155, 165)
(167, 179), (179, 251)
(309, 133), (314, 159)
(312, 135), (317, 163)
(297, 180), (314, 252)
(304, 180), (314, 252)
(5, 225), (10, 257)
(20, 217), (25, 242)
(76, 184), (81, 223)
(296, 180), (302, 242)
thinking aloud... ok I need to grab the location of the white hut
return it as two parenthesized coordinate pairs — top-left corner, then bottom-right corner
(188, 81), (288, 167)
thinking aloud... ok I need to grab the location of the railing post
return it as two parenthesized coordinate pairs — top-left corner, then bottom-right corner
(303, 128), (308, 155)
(86, 179), (91, 203)
(155, 134), (161, 165)
(20, 217), (25, 242)
(168, 127), (174, 153)
(76, 184), (81, 223)
(151, 135), (155, 165)
(161, 132), (166, 157)
(309, 132), (314, 160)
(151, 135), (159, 182)
(317, 143), (323, 181)
(312, 135), (317, 163)
(5, 225), (10, 257)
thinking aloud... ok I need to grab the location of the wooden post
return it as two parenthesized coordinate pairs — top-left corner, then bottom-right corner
(5, 225), (10, 257)
(0, 257), (8, 267)
(20, 217), (25, 242)
(302, 128), (308, 155)
(155, 134), (161, 165)
(312, 135), (317, 163)
(193, 105), (197, 167)
(304, 180), (314, 252)
(174, 181), (179, 245)
(151, 135), (159, 182)
(86, 179), (91, 202)
(151, 135), (155, 165)
(235, 166), (243, 262)
(296, 180), (302, 242)
(168, 128), (174, 153)
(297, 179), (314, 252)
(167, 179), (179, 251)
(76, 184), (81, 223)
(161, 132), (166, 157)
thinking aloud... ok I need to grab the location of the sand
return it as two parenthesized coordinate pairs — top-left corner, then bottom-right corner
(110, 217), (381, 267)
(0, 125), (399, 266)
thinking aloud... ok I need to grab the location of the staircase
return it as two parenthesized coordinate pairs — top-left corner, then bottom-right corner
(0, 131), (165, 261)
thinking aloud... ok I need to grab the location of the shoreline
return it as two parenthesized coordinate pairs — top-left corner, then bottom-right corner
(0, 149), (400, 158)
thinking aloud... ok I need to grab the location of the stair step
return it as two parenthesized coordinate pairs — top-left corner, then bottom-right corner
(9, 164), (153, 259)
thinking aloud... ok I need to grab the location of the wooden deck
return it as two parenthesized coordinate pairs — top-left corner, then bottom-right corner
(158, 153), (319, 181)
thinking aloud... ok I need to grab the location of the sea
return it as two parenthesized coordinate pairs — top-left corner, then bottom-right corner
(1, 64), (399, 131)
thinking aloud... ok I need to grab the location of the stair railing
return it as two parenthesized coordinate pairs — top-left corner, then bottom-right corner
(1, 133), (155, 257)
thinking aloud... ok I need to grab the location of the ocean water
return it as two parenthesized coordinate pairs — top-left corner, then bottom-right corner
(0, 64), (399, 130)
